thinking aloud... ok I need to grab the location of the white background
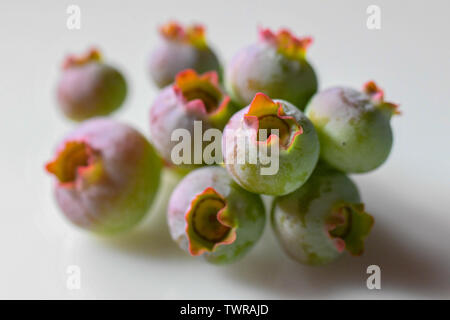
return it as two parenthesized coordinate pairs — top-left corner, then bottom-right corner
(0, 0), (449, 299)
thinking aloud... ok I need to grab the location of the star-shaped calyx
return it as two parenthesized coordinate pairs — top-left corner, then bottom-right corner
(326, 202), (374, 255)
(160, 21), (207, 49)
(244, 93), (303, 150)
(185, 187), (237, 256)
(259, 27), (313, 61)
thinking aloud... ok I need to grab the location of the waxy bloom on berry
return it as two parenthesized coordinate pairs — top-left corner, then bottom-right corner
(150, 69), (235, 169)
(305, 81), (400, 173)
(226, 28), (318, 110)
(57, 48), (127, 121)
(167, 166), (265, 264)
(271, 164), (374, 265)
(45, 118), (161, 234)
(222, 93), (319, 196)
(148, 21), (222, 88)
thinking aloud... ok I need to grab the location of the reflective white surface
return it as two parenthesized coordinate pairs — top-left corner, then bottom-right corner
(0, 0), (449, 299)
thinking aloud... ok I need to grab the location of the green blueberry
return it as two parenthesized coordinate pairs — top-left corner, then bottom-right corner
(225, 28), (318, 110)
(167, 166), (266, 264)
(149, 69), (236, 170)
(271, 164), (374, 266)
(305, 81), (400, 173)
(222, 92), (319, 196)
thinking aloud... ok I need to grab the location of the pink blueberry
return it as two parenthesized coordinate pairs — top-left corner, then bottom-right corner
(226, 28), (318, 110)
(150, 69), (235, 169)
(45, 118), (161, 234)
(57, 48), (127, 121)
(148, 22), (221, 88)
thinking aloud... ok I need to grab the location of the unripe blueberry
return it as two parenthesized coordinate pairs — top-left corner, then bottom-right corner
(45, 118), (161, 234)
(57, 48), (127, 121)
(148, 22), (222, 88)
(150, 69), (235, 169)
(226, 28), (318, 110)
(305, 81), (400, 173)
(222, 93), (319, 196)
(271, 164), (374, 266)
(167, 166), (266, 264)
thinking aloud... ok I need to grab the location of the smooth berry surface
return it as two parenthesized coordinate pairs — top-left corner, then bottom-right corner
(149, 22), (221, 88)
(305, 81), (399, 173)
(226, 28), (317, 110)
(45, 118), (161, 234)
(57, 48), (127, 121)
(167, 166), (266, 264)
(271, 164), (373, 265)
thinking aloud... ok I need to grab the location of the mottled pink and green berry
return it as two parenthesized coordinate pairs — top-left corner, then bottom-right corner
(305, 81), (400, 173)
(167, 166), (266, 264)
(226, 28), (318, 110)
(150, 69), (235, 169)
(222, 93), (319, 196)
(271, 164), (374, 265)
(45, 118), (161, 234)
(57, 48), (127, 121)
(148, 22), (222, 88)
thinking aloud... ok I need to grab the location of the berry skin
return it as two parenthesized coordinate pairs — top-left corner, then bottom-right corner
(45, 118), (161, 234)
(222, 93), (319, 196)
(305, 81), (400, 173)
(167, 166), (266, 264)
(148, 22), (222, 88)
(271, 164), (374, 266)
(150, 69), (235, 169)
(225, 28), (318, 110)
(57, 48), (127, 121)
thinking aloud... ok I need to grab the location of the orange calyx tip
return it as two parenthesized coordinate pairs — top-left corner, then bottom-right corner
(326, 203), (374, 256)
(45, 140), (103, 187)
(185, 187), (237, 256)
(244, 93), (303, 149)
(175, 69), (219, 88)
(174, 69), (229, 116)
(363, 81), (401, 115)
(62, 48), (102, 69)
(259, 27), (312, 60)
(159, 21), (207, 49)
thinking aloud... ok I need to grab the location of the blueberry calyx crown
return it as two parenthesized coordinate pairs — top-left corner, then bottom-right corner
(160, 21), (207, 49)
(45, 140), (104, 188)
(62, 48), (102, 69)
(244, 93), (303, 149)
(259, 27), (312, 61)
(326, 202), (374, 256)
(173, 69), (232, 126)
(185, 187), (237, 256)
(363, 81), (401, 116)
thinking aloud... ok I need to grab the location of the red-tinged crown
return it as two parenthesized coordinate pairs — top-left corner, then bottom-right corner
(363, 81), (401, 116)
(45, 140), (104, 188)
(175, 69), (219, 89)
(244, 93), (303, 149)
(185, 187), (237, 256)
(259, 27), (313, 60)
(173, 69), (230, 117)
(160, 21), (207, 49)
(62, 47), (101, 69)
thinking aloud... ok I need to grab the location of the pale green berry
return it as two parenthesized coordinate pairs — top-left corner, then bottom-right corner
(271, 164), (374, 265)
(305, 81), (400, 173)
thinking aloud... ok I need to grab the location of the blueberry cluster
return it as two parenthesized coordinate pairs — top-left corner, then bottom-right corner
(46, 22), (399, 266)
